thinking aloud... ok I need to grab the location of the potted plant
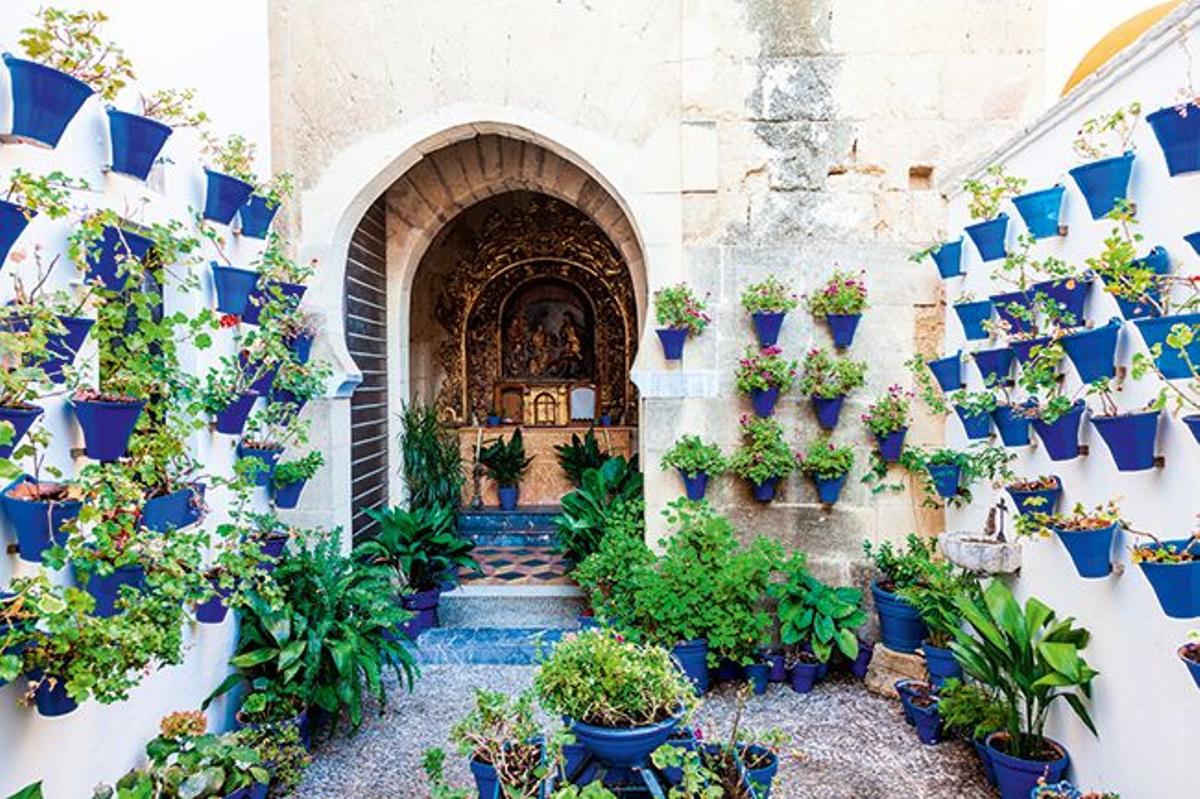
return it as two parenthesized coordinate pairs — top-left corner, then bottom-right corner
(736, 727), (787, 799)
(202, 133), (259, 225)
(796, 437), (854, 505)
(271, 451), (325, 509)
(938, 678), (1007, 785)
(950, 580), (1097, 799)
(910, 239), (963, 280)
(236, 399), (311, 488)
(1086, 382), (1161, 472)
(449, 689), (545, 799)
(1130, 532), (1200, 619)
(660, 434), (725, 501)
(909, 444), (1013, 507)
(1068, 102), (1140, 219)
(1060, 318), (1123, 383)
(486, 407), (502, 426)
(728, 415), (795, 501)
(924, 351), (964, 392)
(862, 535), (935, 653)
(479, 428), (534, 510)
(972, 346), (1014, 387)
(897, 559), (976, 687)
(204, 355), (264, 436)
(240, 173), (294, 240)
(210, 257), (261, 317)
(953, 294), (994, 341)
(950, 389), (998, 440)
(796, 347), (867, 430)
(1, 168), (81, 265)
(962, 165), (1027, 261)
(70, 211), (156, 293)
(241, 234), (315, 325)
(1147, 95), (1200, 176)
(895, 679), (943, 744)
(653, 283), (710, 360)
(554, 428), (607, 487)
(735, 344), (797, 417)
(1, 429), (82, 562)
(108, 87), (207, 181)
(771, 552), (866, 670)
(805, 269), (868, 348)
(991, 398), (1035, 448)
(1006, 475), (1062, 517)
(1180, 630), (1199, 690)
(863, 384), (912, 462)
(741, 275), (799, 346)
(1011, 184), (1065, 240)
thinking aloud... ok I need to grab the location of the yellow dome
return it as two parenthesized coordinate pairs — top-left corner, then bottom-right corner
(1062, 1), (1183, 96)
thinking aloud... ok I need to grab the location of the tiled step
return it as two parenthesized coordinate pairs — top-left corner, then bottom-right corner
(438, 584), (584, 629)
(413, 626), (569, 665)
(458, 507), (561, 546)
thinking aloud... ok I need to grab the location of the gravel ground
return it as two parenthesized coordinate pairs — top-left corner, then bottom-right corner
(294, 666), (993, 799)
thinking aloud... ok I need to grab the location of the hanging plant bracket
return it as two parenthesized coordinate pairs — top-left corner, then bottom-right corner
(1057, 224), (1069, 236)
(1153, 455), (1166, 469)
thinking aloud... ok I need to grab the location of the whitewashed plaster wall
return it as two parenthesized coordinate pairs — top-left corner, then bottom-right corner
(0, 2), (275, 797)
(943, 4), (1200, 795)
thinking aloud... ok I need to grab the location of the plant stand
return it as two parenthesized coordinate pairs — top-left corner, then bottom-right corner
(555, 753), (676, 798)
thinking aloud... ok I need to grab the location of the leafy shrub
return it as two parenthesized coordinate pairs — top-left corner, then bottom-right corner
(805, 270), (869, 316)
(771, 552), (866, 662)
(862, 384), (912, 436)
(734, 345), (797, 394)
(796, 437), (854, 480)
(862, 533), (938, 593)
(654, 283), (710, 334)
(937, 678), (1006, 742)
(728, 416), (795, 484)
(479, 428), (533, 487)
(796, 348), (867, 399)
(741, 275), (799, 315)
(555, 456), (643, 564)
(554, 428), (607, 486)
(400, 403), (464, 510)
(356, 503), (478, 592)
(660, 434), (726, 478)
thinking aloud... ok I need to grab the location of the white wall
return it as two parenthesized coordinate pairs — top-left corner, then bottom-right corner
(0, 2), (272, 797)
(945, 5), (1199, 795)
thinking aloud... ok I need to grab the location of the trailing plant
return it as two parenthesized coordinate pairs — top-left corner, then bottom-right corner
(1132, 321), (1200, 414)
(962, 164), (1027, 221)
(272, 450), (325, 488)
(796, 437), (854, 480)
(796, 347), (867, 399)
(862, 384), (913, 436)
(770, 552), (866, 662)
(728, 415), (795, 484)
(479, 428), (534, 487)
(356, 502), (478, 593)
(653, 283), (711, 334)
(203, 132), (258, 183)
(905, 354), (950, 416)
(1073, 101), (1141, 160)
(875, 444), (1014, 509)
(555, 455), (644, 564)
(400, 402), (464, 510)
(734, 344), (797, 394)
(804, 270), (868, 316)
(741, 275), (799, 314)
(18, 6), (135, 101)
(5, 169), (85, 219)
(554, 427), (607, 486)
(1014, 501), (1122, 541)
(660, 434), (726, 478)
(949, 388), (998, 416)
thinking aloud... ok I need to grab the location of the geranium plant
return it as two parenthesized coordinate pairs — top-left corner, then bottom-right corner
(962, 164), (1027, 220)
(796, 437), (854, 480)
(741, 275), (799, 314)
(862, 384), (912, 436)
(660, 434), (725, 478)
(653, 283), (710, 334)
(18, 7), (135, 101)
(805, 270), (868, 316)
(727, 415), (795, 485)
(1073, 101), (1142, 160)
(734, 345), (797, 394)
(796, 348), (867, 399)
(449, 689), (545, 799)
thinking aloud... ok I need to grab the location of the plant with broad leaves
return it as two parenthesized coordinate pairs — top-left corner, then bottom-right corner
(400, 402), (464, 509)
(19, 7), (135, 101)
(896, 557), (979, 648)
(554, 455), (643, 565)
(770, 551), (866, 662)
(661, 434), (726, 478)
(554, 427), (608, 486)
(478, 428), (534, 487)
(355, 502), (477, 593)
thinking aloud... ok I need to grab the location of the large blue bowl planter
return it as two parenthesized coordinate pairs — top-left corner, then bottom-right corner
(73, 398), (146, 461)
(1106, 246), (1169, 320)
(238, 195), (281, 240)
(1052, 523), (1118, 579)
(204, 168), (256, 224)
(992, 404), (1032, 447)
(1090, 410), (1160, 472)
(657, 327), (688, 360)
(954, 405), (992, 440)
(1006, 477), (1062, 516)
(964, 213), (1009, 261)
(2, 54), (93, 148)
(972, 346), (1014, 386)
(42, 316), (94, 384)
(0, 200), (35, 267)
(272, 478), (307, 509)
(751, 477), (780, 502)
(85, 225), (155, 292)
(986, 733), (1068, 799)
(0, 404), (43, 458)
(991, 291), (1034, 336)
(826, 313), (861, 349)
(927, 463), (961, 500)
(1061, 319), (1121, 382)
(1033, 277), (1091, 325)
(1133, 313), (1200, 379)
(1009, 336), (1050, 367)
(2, 478), (82, 563)
(812, 395), (845, 429)
(107, 109), (172, 181)
(1069, 151), (1134, 220)
(28, 670), (78, 717)
(213, 391), (260, 435)
(752, 311), (786, 347)
(875, 427), (907, 463)
(237, 443), (283, 487)
(1030, 401), (1086, 461)
(1136, 541), (1200, 618)
(813, 473), (848, 505)
(571, 714), (681, 769)
(672, 638), (710, 694)
(1179, 645), (1200, 690)
(930, 239), (963, 279)
(211, 263), (260, 316)
(73, 562), (145, 618)
(954, 300), (993, 341)
(1147, 102), (1200, 176)
(927, 353), (963, 391)
(1184, 415), (1200, 445)
(1011, 185), (1065, 239)
(922, 642), (963, 688)
(872, 582), (929, 653)
(750, 386), (780, 417)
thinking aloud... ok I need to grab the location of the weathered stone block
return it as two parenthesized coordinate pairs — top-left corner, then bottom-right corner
(865, 643), (929, 698)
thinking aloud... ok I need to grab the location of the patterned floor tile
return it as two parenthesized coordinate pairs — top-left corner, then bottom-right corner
(462, 545), (572, 585)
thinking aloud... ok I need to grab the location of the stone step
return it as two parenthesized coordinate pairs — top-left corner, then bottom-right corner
(413, 627), (568, 665)
(438, 584), (584, 629)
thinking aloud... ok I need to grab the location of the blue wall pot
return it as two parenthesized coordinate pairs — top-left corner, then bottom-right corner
(107, 109), (172, 180)
(1006, 478), (1061, 516)
(237, 444), (283, 486)
(1009, 336), (1049, 367)
(0, 200), (34, 266)
(211, 263), (260, 315)
(972, 346), (1014, 386)
(288, 331), (314, 364)
(826, 313), (861, 348)
(992, 404), (1032, 447)
(875, 427), (907, 463)
(911, 701), (943, 745)
(214, 391), (260, 435)
(789, 660), (820, 693)
(1061, 318), (1121, 382)
(812, 394), (845, 429)
(813, 473), (848, 504)
(954, 405), (992, 440)
(268, 387), (307, 419)
(1179, 645), (1200, 690)
(28, 670), (78, 717)
(42, 316), (94, 384)
(752, 311), (786, 346)
(964, 213), (1009, 261)
(895, 679), (920, 725)
(657, 327), (688, 360)
(2, 55), (93, 147)
(954, 300), (993, 341)
(926, 463), (961, 500)
(872, 581), (929, 653)
(1136, 542), (1200, 618)
(142, 487), (195, 532)
(85, 225), (155, 292)
(1147, 102), (1200, 176)
(1069, 151), (1134, 220)
(2, 480), (81, 563)
(1107, 246), (1169, 320)
(745, 662), (769, 695)
(1184, 414), (1200, 445)
(203, 168), (256, 224)
(0, 404), (42, 458)
(273, 478), (307, 509)
(74, 562), (145, 618)
(1090, 410), (1160, 471)
(672, 638), (709, 694)
(239, 353), (278, 395)
(931, 238), (963, 278)
(238, 195), (280, 239)
(991, 291), (1034, 335)
(922, 642), (963, 688)
(742, 746), (778, 799)
(849, 639), (874, 679)
(1134, 313), (1200, 379)
(1052, 522), (1117, 579)
(497, 485), (520, 510)
(73, 398), (145, 461)
(469, 757), (498, 799)
(1030, 401), (1086, 461)
(752, 477), (779, 502)
(679, 469), (709, 501)
(767, 651), (788, 682)
(927, 353), (962, 391)
(571, 713), (680, 768)
(401, 588), (441, 634)
(1186, 231), (1200, 257)
(986, 733), (1068, 799)
(1011, 185), (1064, 239)
(1033, 277), (1091, 325)
(195, 579), (232, 624)
(750, 386), (780, 417)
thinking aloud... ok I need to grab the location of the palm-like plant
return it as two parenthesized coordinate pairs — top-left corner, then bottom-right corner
(897, 557), (979, 648)
(555, 456), (643, 564)
(771, 552), (867, 662)
(356, 503), (478, 593)
(400, 402), (464, 510)
(478, 428), (533, 487)
(950, 580), (1098, 761)
(554, 427), (607, 486)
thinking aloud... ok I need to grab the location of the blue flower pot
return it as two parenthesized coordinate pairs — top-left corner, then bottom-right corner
(767, 652), (787, 682)
(1090, 410), (1160, 472)
(211, 263), (260, 315)
(742, 745), (778, 799)
(0, 404), (42, 458)
(660, 731), (696, 785)
(497, 485), (519, 510)
(972, 346), (1013, 386)
(1133, 313), (1200, 379)
(954, 405), (992, 440)
(679, 470), (709, 501)
(931, 239), (963, 279)
(752, 477), (779, 502)
(973, 737), (998, 786)
(1033, 277), (1091, 326)
(1107, 246), (1169, 320)
(288, 331), (314, 364)
(571, 713), (681, 768)
(986, 733), (1068, 799)
(927, 353), (963, 391)
(1136, 541), (1200, 618)
(73, 398), (145, 461)
(790, 660), (820, 693)
(813, 473), (848, 504)
(0, 200), (34, 266)
(73, 562), (145, 617)
(1148, 102), (1200, 176)
(875, 427), (907, 463)
(239, 352), (278, 395)
(204, 168), (256, 224)
(28, 670), (78, 717)
(827, 313), (861, 348)
(926, 463), (961, 500)
(992, 404), (1032, 447)
(1011, 185), (1064, 239)
(273, 478), (307, 509)
(107, 109), (173, 180)
(1052, 522), (1117, 579)
(850, 640), (874, 679)
(895, 679), (920, 725)
(872, 582), (929, 653)
(1179, 645), (1200, 689)
(401, 588), (441, 634)
(85, 225), (155, 292)
(1185, 231), (1200, 257)
(237, 443), (283, 487)
(1006, 478), (1061, 516)
(2, 479), (81, 563)
(469, 757), (498, 799)
(812, 394), (845, 429)
(922, 642), (962, 688)
(195, 578), (232, 624)
(41, 315), (94, 384)
(241, 280), (307, 325)
(672, 638), (709, 694)
(990, 290), (1034, 336)
(911, 700), (943, 745)
(268, 387), (307, 418)
(750, 386), (780, 417)
(715, 658), (744, 682)
(1184, 414), (1200, 445)
(1069, 151), (1134, 220)
(214, 391), (260, 435)
(1061, 318), (1121, 382)
(142, 487), (196, 533)
(657, 327), (688, 360)
(752, 311), (786, 346)
(954, 300), (993, 341)
(964, 214), (1009, 261)
(745, 663), (769, 695)
(1030, 401), (1086, 461)
(2, 55), (93, 148)
(238, 195), (280, 239)
(1009, 336), (1050, 367)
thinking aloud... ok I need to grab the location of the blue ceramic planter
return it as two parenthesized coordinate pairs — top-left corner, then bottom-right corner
(142, 487), (196, 532)
(876, 427), (907, 463)
(242, 280), (307, 325)
(813, 473), (848, 504)
(1180, 645), (1200, 689)
(1184, 414), (1200, 445)
(973, 738), (998, 786)
(1069, 151), (1134, 220)
(972, 346), (1013, 386)
(1009, 336), (1050, 367)
(672, 638), (709, 694)
(107, 109), (172, 180)
(42, 316), (94, 384)
(28, 670), (78, 717)
(812, 394), (845, 429)
(288, 331), (314, 364)
(895, 679), (919, 725)
(239, 353), (278, 396)
(2, 478), (82, 563)
(751, 477), (779, 502)
(195, 578), (232, 624)
(85, 225), (155, 292)
(991, 290), (1034, 335)
(1148, 102), (1200, 176)
(679, 470), (709, 501)
(401, 588), (440, 634)
(850, 639), (874, 679)
(1030, 401), (1086, 461)
(0, 200), (34, 267)
(268, 386), (307, 419)
(1052, 522), (1118, 579)
(498, 485), (519, 510)
(238, 195), (280, 239)
(204, 168), (256, 224)
(992, 404), (1032, 447)
(571, 713), (681, 768)
(926, 463), (961, 500)
(954, 405), (992, 440)
(986, 734), (1068, 799)
(964, 214), (1009, 261)
(927, 353), (963, 391)
(237, 443), (283, 487)
(74, 562), (146, 617)
(1061, 318), (1121, 382)
(911, 700), (943, 745)
(930, 239), (963, 279)
(469, 757), (498, 799)
(742, 746), (779, 799)
(745, 663), (769, 695)
(752, 311), (786, 346)
(827, 313), (861, 348)
(1107, 246), (1169, 320)
(1006, 478), (1061, 516)
(657, 327), (688, 360)
(954, 300), (992, 341)
(1090, 410), (1160, 472)
(1186, 231), (1200, 257)
(74, 398), (145, 461)
(1136, 541), (1200, 618)
(212, 263), (260, 315)
(2, 55), (92, 148)
(767, 652), (788, 682)
(0, 404), (42, 458)
(1133, 313), (1200, 379)
(1033, 277), (1091, 326)
(872, 582), (929, 653)
(790, 661), (820, 693)
(751, 386), (780, 417)
(716, 658), (745, 682)
(1011, 185), (1064, 239)
(214, 391), (260, 435)
(922, 642), (963, 688)
(273, 478), (306, 509)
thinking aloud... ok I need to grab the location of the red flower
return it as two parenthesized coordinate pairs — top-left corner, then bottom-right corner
(219, 313), (240, 328)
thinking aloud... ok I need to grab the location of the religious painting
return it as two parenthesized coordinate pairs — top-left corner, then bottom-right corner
(500, 277), (595, 381)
